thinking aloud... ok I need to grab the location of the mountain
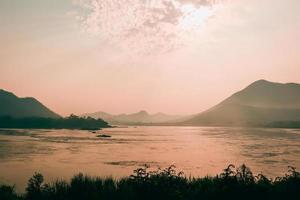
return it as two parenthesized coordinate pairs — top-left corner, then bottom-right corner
(0, 89), (61, 118)
(82, 110), (189, 125)
(84, 111), (115, 121)
(181, 80), (300, 127)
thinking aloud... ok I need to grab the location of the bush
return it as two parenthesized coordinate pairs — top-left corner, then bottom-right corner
(1, 164), (300, 200)
(0, 185), (19, 200)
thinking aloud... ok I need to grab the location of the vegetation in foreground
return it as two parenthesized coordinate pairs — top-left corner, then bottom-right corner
(0, 114), (111, 130)
(1, 164), (299, 200)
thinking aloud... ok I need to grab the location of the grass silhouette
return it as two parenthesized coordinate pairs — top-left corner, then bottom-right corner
(1, 164), (299, 200)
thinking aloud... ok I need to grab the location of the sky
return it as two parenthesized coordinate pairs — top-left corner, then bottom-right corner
(0, 0), (300, 116)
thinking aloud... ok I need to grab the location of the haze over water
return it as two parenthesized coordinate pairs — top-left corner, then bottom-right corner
(1, 126), (299, 192)
(1, 0), (300, 116)
(1, 1), (300, 198)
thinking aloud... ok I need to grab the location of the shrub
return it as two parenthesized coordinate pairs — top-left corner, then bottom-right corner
(1, 164), (300, 200)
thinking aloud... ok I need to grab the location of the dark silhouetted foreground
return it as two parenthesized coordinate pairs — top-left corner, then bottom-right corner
(1, 164), (299, 200)
(0, 114), (110, 130)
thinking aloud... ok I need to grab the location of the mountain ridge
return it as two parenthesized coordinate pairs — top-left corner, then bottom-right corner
(180, 80), (300, 126)
(0, 89), (61, 118)
(82, 110), (191, 125)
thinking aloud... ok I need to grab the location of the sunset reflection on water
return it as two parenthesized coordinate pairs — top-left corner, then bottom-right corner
(0, 126), (300, 192)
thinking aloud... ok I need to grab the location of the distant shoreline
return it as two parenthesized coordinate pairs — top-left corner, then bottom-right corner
(1, 122), (300, 130)
(107, 122), (300, 129)
(0, 115), (111, 130)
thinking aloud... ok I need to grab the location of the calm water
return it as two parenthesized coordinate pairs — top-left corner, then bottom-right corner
(0, 126), (300, 192)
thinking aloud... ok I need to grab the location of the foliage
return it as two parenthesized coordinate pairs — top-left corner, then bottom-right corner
(0, 114), (110, 129)
(1, 164), (300, 200)
(0, 185), (19, 200)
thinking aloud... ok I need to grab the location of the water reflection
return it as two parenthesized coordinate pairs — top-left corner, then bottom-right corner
(0, 126), (299, 192)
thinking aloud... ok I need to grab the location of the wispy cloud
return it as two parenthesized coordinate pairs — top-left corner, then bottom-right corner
(73, 0), (223, 54)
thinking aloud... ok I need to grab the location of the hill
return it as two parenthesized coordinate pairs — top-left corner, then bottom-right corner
(181, 80), (300, 127)
(82, 110), (190, 125)
(0, 89), (61, 118)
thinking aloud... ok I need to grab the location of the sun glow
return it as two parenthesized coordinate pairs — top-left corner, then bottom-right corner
(179, 4), (214, 31)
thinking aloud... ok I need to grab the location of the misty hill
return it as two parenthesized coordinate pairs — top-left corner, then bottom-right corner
(0, 89), (60, 118)
(82, 110), (189, 125)
(181, 80), (300, 127)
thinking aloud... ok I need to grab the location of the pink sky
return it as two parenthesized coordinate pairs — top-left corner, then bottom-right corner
(0, 0), (300, 116)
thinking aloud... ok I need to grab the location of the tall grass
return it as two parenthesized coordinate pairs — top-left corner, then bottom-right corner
(1, 164), (299, 200)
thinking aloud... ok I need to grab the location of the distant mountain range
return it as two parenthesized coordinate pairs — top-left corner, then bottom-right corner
(82, 110), (192, 125)
(82, 80), (300, 127)
(2, 79), (300, 127)
(0, 89), (60, 118)
(180, 80), (300, 127)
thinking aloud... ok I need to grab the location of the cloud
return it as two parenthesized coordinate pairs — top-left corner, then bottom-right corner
(73, 0), (223, 54)
(177, 0), (220, 7)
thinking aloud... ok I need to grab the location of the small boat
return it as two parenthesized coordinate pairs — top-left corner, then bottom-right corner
(97, 134), (111, 138)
